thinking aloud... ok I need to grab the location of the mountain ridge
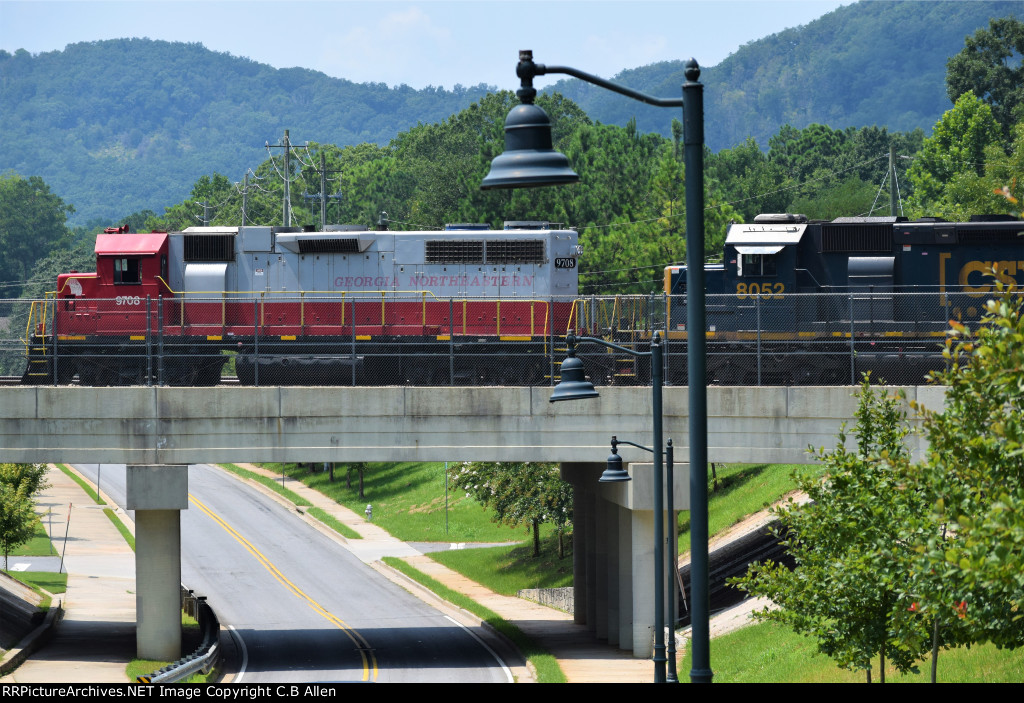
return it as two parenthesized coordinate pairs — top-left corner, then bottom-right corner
(1, 1), (1020, 224)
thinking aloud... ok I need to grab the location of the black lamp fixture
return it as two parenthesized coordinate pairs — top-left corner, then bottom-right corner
(547, 333), (599, 402)
(480, 51), (579, 190)
(600, 436), (632, 483)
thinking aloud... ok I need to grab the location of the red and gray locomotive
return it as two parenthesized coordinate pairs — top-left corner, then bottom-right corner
(22, 221), (581, 385)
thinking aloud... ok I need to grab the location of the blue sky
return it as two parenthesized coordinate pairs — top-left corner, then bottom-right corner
(0, 0), (850, 89)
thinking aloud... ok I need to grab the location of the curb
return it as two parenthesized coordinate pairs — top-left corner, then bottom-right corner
(0, 601), (64, 677)
(369, 560), (535, 684)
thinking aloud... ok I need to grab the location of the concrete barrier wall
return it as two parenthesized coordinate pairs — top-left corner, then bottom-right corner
(0, 385), (947, 465)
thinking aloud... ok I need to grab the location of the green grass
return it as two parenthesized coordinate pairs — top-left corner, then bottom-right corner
(307, 507), (361, 539)
(677, 463), (821, 555)
(10, 517), (57, 556)
(261, 461), (530, 542)
(55, 463), (104, 504)
(127, 613), (218, 683)
(220, 464), (312, 507)
(3, 570), (67, 608)
(431, 534), (573, 596)
(681, 620), (1024, 683)
(104, 508), (135, 551)
(383, 556), (566, 683)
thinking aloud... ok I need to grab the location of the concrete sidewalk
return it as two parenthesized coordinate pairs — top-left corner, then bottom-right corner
(1, 465), (137, 683)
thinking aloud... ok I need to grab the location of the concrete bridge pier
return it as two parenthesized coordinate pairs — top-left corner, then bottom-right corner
(125, 464), (188, 661)
(561, 461), (689, 659)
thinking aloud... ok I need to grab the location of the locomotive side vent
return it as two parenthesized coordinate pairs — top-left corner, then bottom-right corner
(485, 239), (545, 264)
(297, 238), (360, 254)
(957, 227), (1024, 244)
(184, 234), (236, 262)
(426, 240), (484, 264)
(821, 224), (891, 253)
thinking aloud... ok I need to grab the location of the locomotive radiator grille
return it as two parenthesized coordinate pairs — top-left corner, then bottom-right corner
(297, 238), (360, 254)
(485, 239), (545, 264)
(425, 240), (484, 264)
(184, 234), (236, 262)
(820, 224), (891, 253)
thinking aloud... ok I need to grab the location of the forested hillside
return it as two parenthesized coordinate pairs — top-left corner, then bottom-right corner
(551, 0), (1023, 149)
(0, 39), (491, 225)
(1, 0), (1019, 226)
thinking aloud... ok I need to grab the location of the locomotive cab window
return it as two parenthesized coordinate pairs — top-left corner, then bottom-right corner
(738, 253), (778, 277)
(113, 257), (141, 284)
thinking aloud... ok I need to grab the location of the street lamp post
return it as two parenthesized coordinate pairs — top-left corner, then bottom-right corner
(553, 332), (669, 681)
(601, 433), (680, 683)
(481, 50), (711, 684)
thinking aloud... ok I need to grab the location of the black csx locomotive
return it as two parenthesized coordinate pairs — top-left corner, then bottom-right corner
(655, 213), (1024, 386)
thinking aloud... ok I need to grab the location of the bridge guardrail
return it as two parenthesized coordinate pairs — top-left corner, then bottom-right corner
(136, 590), (220, 684)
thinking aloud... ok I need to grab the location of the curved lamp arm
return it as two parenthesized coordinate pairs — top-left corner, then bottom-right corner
(516, 49), (688, 108)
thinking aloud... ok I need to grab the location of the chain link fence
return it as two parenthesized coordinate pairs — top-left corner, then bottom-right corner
(0, 291), (985, 387)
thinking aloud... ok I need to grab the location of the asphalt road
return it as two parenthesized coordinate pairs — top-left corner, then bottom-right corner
(71, 463), (513, 683)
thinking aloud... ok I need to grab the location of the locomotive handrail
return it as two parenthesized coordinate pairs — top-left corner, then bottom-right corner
(55, 273), (99, 297)
(117, 291), (564, 340)
(23, 299), (50, 345)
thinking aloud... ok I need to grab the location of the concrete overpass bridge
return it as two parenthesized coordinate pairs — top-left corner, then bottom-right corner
(0, 385), (947, 661)
(0, 385), (944, 464)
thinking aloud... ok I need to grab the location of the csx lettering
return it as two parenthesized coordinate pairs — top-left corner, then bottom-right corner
(958, 260), (1024, 297)
(736, 282), (784, 300)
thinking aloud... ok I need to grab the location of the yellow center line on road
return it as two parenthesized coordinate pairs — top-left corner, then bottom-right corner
(189, 493), (378, 681)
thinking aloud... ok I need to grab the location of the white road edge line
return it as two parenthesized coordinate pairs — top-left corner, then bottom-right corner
(227, 624), (248, 682)
(443, 615), (514, 683)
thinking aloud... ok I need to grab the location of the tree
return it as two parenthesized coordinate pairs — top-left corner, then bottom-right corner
(733, 380), (934, 682)
(0, 463), (50, 497)
(0, 173), (74, 297)
(909, 279), (1024, 652)
(347, 462), (367, 499)
(788, 175), (879, 220)
(146, 172), (238, 231)
(768, 123), (851, 185)
(448, 462), (572, 557)
(0, 463), (48, 570)
(905, 92), (1003, 217)
(0, 481), (35, 571)
(946, 17), (1024, 140)
(706, 137), (791, 221)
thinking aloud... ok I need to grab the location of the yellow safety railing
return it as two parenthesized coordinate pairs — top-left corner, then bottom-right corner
(23, 298), (53, 351)
(29, 284), (563, 341)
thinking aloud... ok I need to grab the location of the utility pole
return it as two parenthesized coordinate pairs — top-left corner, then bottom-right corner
(283, 130), (291, 226)
(320, 152), (327, 230)
(242, 172), (249, 225)
(266, 129), (305, 227)
(303, 154), (343, 229)
(889, 143), (899, 217)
